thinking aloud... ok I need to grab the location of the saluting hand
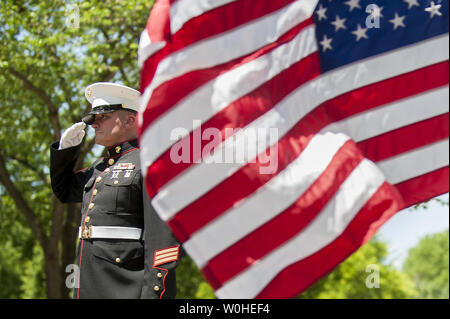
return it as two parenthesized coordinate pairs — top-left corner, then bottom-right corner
(59, 122), (86, 150)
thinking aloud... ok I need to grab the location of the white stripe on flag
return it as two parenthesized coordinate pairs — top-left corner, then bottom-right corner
(322, 86), (450, 142)
(184, 133), (350, 267)
(138, 29), (166, 68)
(378, 139), (449, 184)
(140, 25), (317, 168)
(140, 0), (318, 113)
(170, 0), (240, 34)
(215, 159), (386, 298)
(149, 35), (449, 218)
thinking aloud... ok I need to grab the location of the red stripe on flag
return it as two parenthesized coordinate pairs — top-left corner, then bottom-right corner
(254, 181), (402, 299)
(146, 53), (321, 196)
(140, 17), (315, 134)
(140, 0), (300, 92)
(145, 0), (171, 43)
(202, 140), (364, 289)
(171, 0), (299, 49)
(296, 61), (449, 138)
(359, 113), (450, 162)
(395, 166), (449, 209)
(144, 60), (448, 197)
(168, 134), (315, 242)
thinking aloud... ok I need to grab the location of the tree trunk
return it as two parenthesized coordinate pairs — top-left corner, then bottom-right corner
(43, 243), (62, 299)
(60, 203), (81, 299)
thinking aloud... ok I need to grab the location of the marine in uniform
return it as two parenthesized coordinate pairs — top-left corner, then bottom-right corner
(50, 82), (182, 299)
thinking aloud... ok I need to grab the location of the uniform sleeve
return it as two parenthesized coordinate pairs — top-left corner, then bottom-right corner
(50, 141), (92, 203)
(140, 181), (183, 299)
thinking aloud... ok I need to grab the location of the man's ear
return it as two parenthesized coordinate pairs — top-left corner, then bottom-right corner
(125, 114), (137, 128)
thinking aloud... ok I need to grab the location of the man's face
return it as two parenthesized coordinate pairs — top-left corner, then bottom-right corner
(91, 112), (127, 146)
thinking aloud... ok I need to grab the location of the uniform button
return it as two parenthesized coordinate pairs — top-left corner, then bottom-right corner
(96, 176), (102, 183)
(115, 146), (121, 154)
(85, 216), (90, 223)
(93, 189), (98, 196)
(88, 203), (94, 209)
(115, 258), (121, 263)
(114, 180), (119, 185)
(108, 159), (115, 165)
(157, 272), (163, 278)
(154, 286), (160, 292)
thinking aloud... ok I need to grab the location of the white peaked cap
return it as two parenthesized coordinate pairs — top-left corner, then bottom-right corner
(84, 82), (140, 112)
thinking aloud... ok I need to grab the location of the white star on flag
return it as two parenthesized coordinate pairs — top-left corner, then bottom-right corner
(331, 15), (347, 32)
(403, 0), (420, 10)
(320, 34), (333, 52)
(316, 4), (328, 21)
(352, 24), (369, 41)
(345, 0), (362, 12)
(425, 1), (443, 18)
(389, 13), (406, 30)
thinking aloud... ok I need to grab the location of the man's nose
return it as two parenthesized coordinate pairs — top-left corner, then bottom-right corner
(91, 118), (100, 128)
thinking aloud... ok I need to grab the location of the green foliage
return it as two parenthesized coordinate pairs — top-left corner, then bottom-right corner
(0, 240), (23, 298)
(0, 0), (154, 298)
(403, 229), (449, 299)
(176, 255), (216, 299)
(175, 238), (418, 299)
(411, 197), (449, 210)
(19, 244), (46, 299)
(298, 238), (417, 299)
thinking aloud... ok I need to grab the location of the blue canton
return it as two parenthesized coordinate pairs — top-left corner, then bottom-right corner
(314, 0), (449, 72)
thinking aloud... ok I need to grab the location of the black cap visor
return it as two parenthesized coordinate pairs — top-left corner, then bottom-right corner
(81, 104), (125, 125)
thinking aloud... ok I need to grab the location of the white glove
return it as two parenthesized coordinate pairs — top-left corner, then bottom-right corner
(59, 122), (86, 150)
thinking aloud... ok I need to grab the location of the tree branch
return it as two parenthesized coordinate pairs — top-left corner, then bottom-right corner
(7, 67), (61, 140)
(5, 153), (48, 182)
(75, 137), (97, 170)
(81, 53), (131, 116)
(48, 195), (65, 260)
(0, 152), (47, 246)
(119, 65), (129, 84)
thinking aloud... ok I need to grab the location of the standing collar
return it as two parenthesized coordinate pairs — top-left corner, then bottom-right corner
(106, 139), (139, 159)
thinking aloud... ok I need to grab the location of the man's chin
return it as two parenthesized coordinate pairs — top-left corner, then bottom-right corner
(94, 135), (106, 146)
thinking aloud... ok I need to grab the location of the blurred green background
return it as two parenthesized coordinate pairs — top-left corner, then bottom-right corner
(0, 0), (448, 299)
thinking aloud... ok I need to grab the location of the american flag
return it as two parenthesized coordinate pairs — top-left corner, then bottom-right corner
(137, 0), (449, 298)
